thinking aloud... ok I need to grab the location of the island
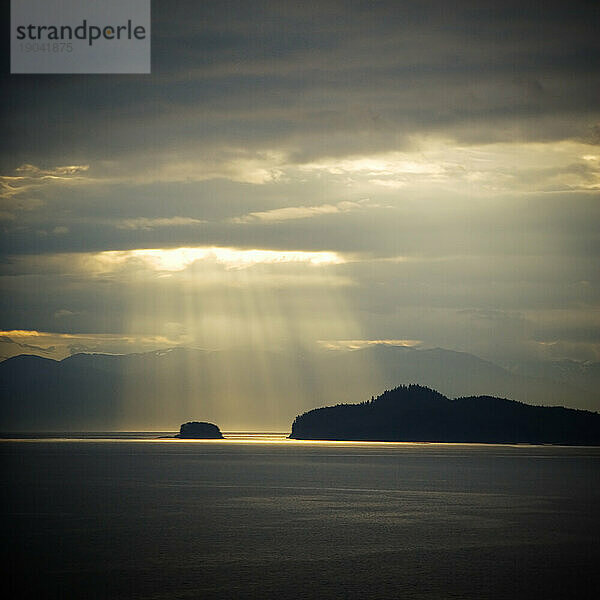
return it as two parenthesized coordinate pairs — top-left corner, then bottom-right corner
(175, 421), (224, 439)
(289, 384), (600, 445)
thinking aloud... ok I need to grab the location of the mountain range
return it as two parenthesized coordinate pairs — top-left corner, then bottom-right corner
(1, 345), (598, 431)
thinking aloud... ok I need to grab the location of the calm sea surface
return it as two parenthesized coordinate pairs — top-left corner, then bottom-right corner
(2, 433), (599, 599)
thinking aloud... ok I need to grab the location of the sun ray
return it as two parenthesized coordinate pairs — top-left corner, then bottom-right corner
(119, 245), (379, 430)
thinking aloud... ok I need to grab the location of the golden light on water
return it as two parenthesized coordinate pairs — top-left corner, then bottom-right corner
(0, 434), (533, 450)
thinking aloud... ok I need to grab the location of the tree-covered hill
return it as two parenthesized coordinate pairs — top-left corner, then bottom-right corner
(289, 385), (600, 445)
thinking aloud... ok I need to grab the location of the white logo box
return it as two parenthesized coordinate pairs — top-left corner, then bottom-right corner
(11, 0), (151, 74)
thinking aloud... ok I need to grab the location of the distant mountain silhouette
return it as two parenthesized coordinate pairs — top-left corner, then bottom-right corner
(323, 345), (600, 411)
(176, 421), (223, 439)
(289, 384), (600, 445)
(1, 347), (599, 431)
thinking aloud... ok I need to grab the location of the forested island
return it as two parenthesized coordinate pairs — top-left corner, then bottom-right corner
(289, 385), (600, 445)
(175, 421), (223, 439)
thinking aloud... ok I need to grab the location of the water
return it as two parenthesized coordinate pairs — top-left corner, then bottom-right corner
(2, 434), (599, 599)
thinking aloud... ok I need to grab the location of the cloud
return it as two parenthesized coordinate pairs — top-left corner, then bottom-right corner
(14, 164), (89, 178)
(0, 248), (351, 292)
(0, 333), (58, 360)
(0, 164), (89, 199)
(0, 163), (90, 220)
(114, 217), (206, 230)
(2, 2), (598, 176)
(1, 1), (599, 373)
(133, 151), (286, 185)
(318, 339), (422, 351)
(0, 330), (184, 361)
(98, 246), (345, 272)
(53, 309), (79, 319)
(230, 199), (376, 223)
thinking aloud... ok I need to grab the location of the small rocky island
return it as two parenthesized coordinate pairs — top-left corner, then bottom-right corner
(175, 421), (224, 439)
(289, 384), (600, 445)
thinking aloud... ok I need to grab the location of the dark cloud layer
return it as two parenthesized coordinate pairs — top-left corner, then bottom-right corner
(1, 0), (599, 383)
(2, 1), (599, 169)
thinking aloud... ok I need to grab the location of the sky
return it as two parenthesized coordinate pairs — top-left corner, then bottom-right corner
(1, 0), (599, 376)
